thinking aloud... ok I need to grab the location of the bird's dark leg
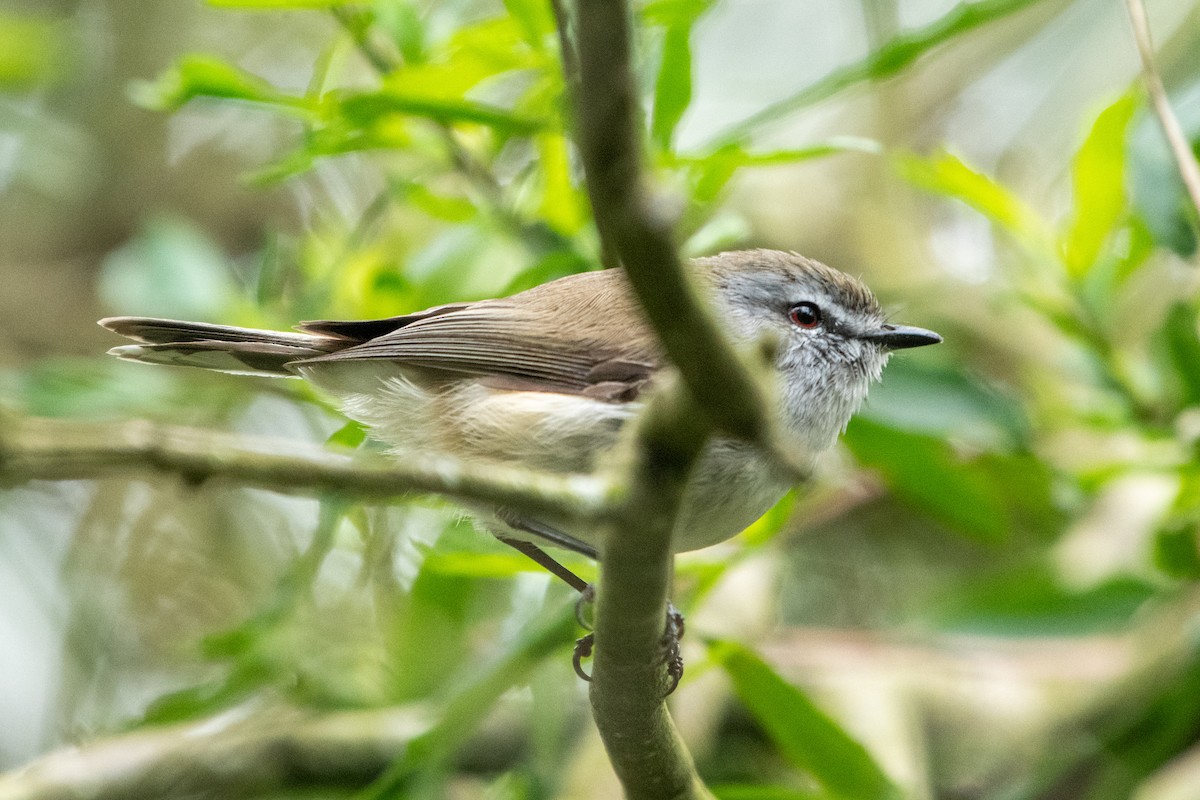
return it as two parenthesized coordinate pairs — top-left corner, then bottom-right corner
(495, 513), (685, 695)
(494, 535), (600, 684)
(495, 535), (590, 593)
(495, 510), (598, 560)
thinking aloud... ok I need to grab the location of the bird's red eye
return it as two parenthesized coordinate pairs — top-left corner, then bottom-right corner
(788, 302), (822, 329)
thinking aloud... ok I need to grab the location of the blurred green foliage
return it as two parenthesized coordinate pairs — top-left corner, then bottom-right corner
(0, 13), (66, 89)
(4, 0), (1200, 798)
(710, 640), (897, 800)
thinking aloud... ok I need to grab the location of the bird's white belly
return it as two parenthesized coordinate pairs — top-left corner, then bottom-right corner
(304, 362), (794, 554)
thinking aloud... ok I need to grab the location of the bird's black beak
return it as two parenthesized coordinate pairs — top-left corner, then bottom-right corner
(863, 323), (942, 350)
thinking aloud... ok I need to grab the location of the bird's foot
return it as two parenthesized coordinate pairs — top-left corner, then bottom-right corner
(572, 583), (595, 682)
(662, 602), (685, 695)
(570, 595), (686, 697)
(573, 632), (594, 682)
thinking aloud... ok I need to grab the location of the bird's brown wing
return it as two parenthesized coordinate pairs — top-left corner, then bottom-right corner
(296, 301), (476, 342)
(294, 271), (663, 401)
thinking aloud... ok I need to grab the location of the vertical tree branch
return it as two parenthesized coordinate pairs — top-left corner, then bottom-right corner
(1124, 0), (1200, 223)
(588, 383), (717, 800)
(566, 0), (772, 796)
(571, 0), (769, 443)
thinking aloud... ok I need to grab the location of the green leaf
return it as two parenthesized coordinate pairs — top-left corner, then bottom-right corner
(1163, 303), (1200, 407)
(681, 139), (881, 203)
(330, 14), (553, 138)
(842, 417), (1011, 543)
(0, 14), (65, 88)
(652, 23), (695, 151)
(326, 420), (368, 449)
(1062, 93), (1138, 278)
(857, 359), (1028, 449)
(502, 0), (555, 48)
(422, 551), (534, 579)
(646, 0), (717, 151)
(362, 603), (578, 797)
(378, 15), (541, 99)
(423, 549), (596, 582)
(130, 54), (309, 115)
(405, 183), (478, 222)
(248, 124), (408, 185)
(340, 90), (544, 134)
(208, 0), (355, 6)
(710, 641), (897, 800)
(374, 0), (427, 64)
(706, 0), (1044, 147)
(896, 150), (1053, 253)
(139, 666), (270, 725)
(1154, 523), (1200, 580)
(930, 566), (1156, 636)
(537, 134), (587, 235)
(712, 786), (827, 800)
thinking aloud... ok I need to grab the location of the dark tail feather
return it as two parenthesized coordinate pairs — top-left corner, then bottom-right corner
(99, 317), (345, 377)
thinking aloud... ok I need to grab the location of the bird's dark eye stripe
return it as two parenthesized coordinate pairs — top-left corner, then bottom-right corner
(788, 302), (822, 329)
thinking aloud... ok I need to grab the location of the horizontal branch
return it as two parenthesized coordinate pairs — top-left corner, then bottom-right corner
(0, 413), (618, 521)
(0, 705), (418, 800)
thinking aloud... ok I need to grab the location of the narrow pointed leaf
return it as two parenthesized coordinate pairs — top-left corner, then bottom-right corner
(707, 0), (1047, 147)
(711, 641), (897, 800)
(341, 91), (544, 133)
(652, 23), (695, 151)
(648, 0), (715, 151)
(1062, 92), (1138, 277)
(896, 150), (1053, 254)
(208, 0), (355, 6)
(1164, 303), (1200, 407)
(130, 54), (309, 115)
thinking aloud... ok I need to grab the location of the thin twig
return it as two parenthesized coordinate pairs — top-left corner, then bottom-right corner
(1124, 0), (1200, 225)
(548, 0), (618, 271)
(549, 0), (580, 98)
(0, 414), (618, 521)
(331, 6), (396, 73)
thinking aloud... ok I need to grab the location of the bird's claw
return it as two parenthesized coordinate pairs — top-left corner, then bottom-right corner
(662, 602), (685, 695)
(570, 600), (686, 696)
(573, 633), (594, 681)
(575, 584), (596, 630)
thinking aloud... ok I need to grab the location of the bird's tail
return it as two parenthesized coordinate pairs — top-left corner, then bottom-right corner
(99, 317), (346, 377)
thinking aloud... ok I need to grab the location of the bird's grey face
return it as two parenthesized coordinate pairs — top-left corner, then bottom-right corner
(713, 257), (940, 453)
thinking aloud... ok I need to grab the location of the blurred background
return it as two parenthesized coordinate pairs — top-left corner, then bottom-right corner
(2, 0), (1200, 798)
